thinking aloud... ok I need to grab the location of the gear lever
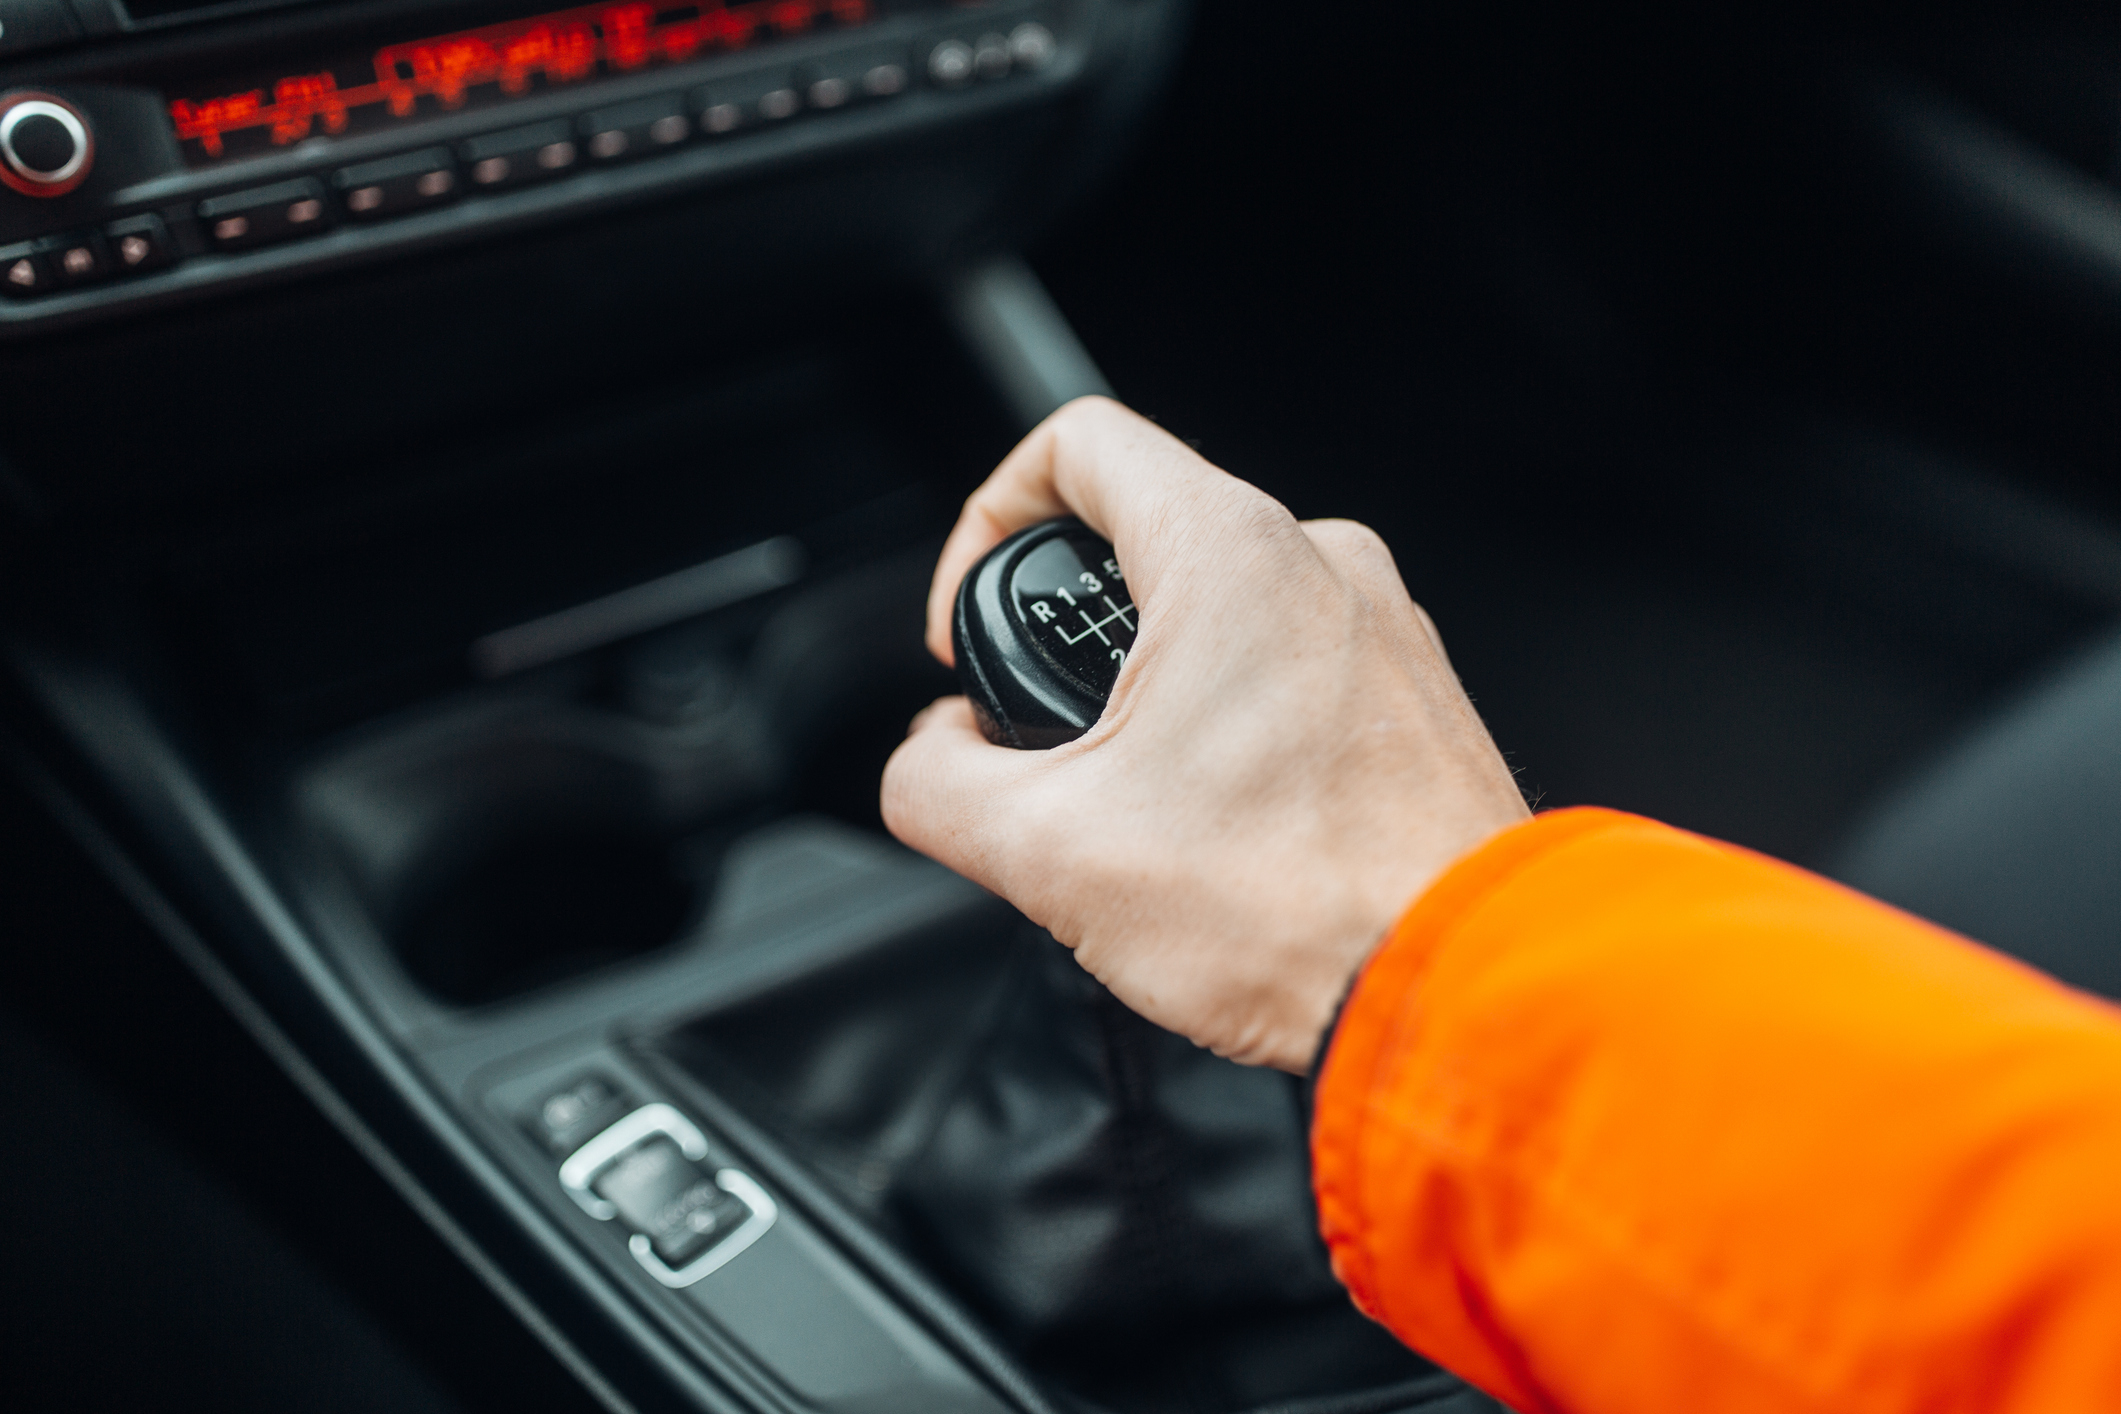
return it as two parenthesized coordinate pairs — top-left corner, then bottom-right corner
(953, 518), (1137, 749)
(925, 520), (1454, 1407)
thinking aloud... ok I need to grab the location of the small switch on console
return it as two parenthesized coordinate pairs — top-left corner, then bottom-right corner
(555, 1101), (778, 1287)
(526, 1074), (633, 1157)
(592, 1136), (754, 1269)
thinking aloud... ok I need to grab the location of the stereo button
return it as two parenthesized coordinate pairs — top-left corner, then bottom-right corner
(581, 94), (689, 161)
(36, 229), (105, 284)
(460, 120), (577, 190)
(972, 33), (1011, 80)
(1010, 22), (1058, 70)
(804, 43), (913, 108)
(924, 19), (1055, 91)
(863, 63), (910, 98)
(104, 213), (176, 272)
(334, 147), (457, 218)
(0, 240), (49, 297)
(691, 71), (803, 135)
(199, 177), (331, 250)
(927, 40), (973, 87)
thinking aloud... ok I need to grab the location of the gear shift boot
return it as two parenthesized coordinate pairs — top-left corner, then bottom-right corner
(664, 917), (1446, 1414)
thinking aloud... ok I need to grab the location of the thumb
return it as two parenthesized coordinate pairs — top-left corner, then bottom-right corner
(880, 697), (1036, 889)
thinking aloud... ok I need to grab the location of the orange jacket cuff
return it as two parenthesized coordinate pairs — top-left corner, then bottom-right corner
(1310, 806), (2121, 1414)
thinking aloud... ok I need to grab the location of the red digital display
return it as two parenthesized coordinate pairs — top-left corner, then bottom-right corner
(167, 0), (876, 164)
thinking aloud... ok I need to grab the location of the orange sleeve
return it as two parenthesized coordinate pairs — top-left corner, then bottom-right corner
(1312, 807), (2121, 1414)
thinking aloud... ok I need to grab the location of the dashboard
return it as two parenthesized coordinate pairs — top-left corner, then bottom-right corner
(0, 0), (1110, 336)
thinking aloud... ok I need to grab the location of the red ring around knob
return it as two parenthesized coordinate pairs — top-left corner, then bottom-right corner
(0, 91), (94, 198)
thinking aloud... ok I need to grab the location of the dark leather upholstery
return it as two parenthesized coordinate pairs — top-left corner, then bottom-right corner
(671, 917), (1479, 1414)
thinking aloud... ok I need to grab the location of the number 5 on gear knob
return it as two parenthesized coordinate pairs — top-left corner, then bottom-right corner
(952, 518), (1138, 749)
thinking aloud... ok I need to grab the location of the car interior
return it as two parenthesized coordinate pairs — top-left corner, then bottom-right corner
(4, 1), (2120, 1410)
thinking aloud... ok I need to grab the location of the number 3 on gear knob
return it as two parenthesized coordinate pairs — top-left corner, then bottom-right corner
(953, 518), (1139, 749)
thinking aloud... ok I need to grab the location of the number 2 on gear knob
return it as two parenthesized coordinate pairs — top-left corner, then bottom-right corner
(953, 518), (1139, 749)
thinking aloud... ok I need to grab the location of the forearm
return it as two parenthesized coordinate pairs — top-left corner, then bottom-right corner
(1313, 808), (2121, 1414)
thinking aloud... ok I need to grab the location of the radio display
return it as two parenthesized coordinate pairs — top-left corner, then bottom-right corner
(167, 0), (879, 165)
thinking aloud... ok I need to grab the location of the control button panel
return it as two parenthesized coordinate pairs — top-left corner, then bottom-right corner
(0, 0), (1073, 317)
(555, 1100), (777, 1288)
(2, 211), (179, 297)
(926, 20), (1056, 89)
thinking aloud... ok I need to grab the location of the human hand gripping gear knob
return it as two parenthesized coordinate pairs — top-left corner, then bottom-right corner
(882, 398), (1530, 1073)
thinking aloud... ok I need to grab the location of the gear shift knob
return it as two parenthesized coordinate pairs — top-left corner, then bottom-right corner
(952, 518), (1138, 749)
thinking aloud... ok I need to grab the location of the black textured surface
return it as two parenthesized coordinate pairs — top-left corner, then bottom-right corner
(673, 925), (1445, 1414)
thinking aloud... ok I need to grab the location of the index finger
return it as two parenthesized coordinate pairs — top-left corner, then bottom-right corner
(923, 396), (1251, 664)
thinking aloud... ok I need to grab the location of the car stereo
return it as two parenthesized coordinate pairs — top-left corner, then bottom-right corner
(0, 0), (1080, 335)
(165, 1), (906, 165)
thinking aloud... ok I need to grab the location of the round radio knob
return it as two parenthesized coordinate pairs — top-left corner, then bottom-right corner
(0, 93), (93, 198)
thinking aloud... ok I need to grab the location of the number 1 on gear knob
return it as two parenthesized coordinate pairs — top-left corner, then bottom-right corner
(953, 518), (1138, 749)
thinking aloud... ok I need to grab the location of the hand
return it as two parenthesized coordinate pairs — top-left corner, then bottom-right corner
(882, 398), (1530, 1073)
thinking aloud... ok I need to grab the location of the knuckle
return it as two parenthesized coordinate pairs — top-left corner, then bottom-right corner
(1214, 490), (1301, 554)
(1048, 393), (1125, 439)
(1308, 518), (1404, 593)
(1308, 516), (1390, 560)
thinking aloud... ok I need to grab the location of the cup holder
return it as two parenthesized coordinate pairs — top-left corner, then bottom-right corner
(296, 550), (954, 1006)
(391, 827), (703, 1006)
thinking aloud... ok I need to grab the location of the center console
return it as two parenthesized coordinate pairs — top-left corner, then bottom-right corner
(0, 3), (1500, 1411)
